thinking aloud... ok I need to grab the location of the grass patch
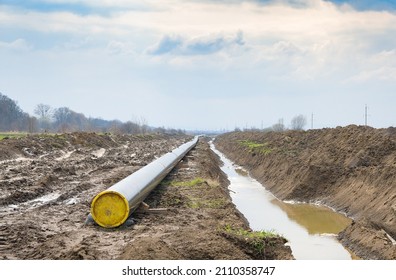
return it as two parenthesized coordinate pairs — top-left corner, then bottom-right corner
(238, 140), (272, 155)
(135, 134), (155, 140)
(0, 132), (28, 140)
(223, 225), (278, 239)
(0, 132), (68, 141)
(39, 133), (65, 138)
(166, 177), (205, 187)
(222, 225), (282, 258)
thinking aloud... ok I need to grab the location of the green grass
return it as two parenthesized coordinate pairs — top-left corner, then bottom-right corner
(223, 225), (278, 239)
(165, 177), (206, 187)
(0, 132), (28, 140)
(222, 225), (282, 257)
(238, 140), (272, 155)
(0, 132), (68, 141)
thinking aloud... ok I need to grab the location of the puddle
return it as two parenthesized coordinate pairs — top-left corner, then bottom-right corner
(211, 141), (353, 260)
(2, 192), (61, 214)
(271, 200), (351, 235)
(30, 192), (61, 204)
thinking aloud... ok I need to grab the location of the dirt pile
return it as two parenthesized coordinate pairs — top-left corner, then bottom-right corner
(215, 125), (396, 259)
(0, 133), (292, 260)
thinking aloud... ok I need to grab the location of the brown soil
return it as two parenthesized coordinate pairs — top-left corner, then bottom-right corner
(215, 125), (396, 260)
(0, 132), (292, 260)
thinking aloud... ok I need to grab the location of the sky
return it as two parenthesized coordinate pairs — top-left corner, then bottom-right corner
(1, 0), (396, 131)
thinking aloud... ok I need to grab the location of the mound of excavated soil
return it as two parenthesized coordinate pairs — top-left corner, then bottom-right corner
(0, 133), (292, 260)
(215, 125), (396, 260)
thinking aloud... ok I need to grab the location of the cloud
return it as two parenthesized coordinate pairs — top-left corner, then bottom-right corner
(147, 36), (183, 55)
(2, 0), (396, 81)
(348, 67), (396, 82)
(147, 32), (244, 56)
(2, 1), (396, 40)
(106, 40), (136, 55)
(0, 38), (31, 51)
(2, 0), (396, 131)
(345, 49), (396, 82)
(5, 1), (396, 12)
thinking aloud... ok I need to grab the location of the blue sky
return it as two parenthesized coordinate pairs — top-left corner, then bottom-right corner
(327, 0), (396, 10)
(1, 0), (396, 130)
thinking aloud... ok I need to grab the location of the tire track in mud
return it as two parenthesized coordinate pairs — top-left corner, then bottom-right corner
(0, 133), (188, 259)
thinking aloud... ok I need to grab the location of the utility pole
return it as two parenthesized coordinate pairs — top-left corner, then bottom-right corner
(365, 104), (368, 126)
(311, 113), (314, 130)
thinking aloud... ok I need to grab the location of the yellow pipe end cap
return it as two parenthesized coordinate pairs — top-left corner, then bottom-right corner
(90, 191), (129, 228)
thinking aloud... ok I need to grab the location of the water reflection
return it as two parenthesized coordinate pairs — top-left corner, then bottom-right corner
(211, 142), (352, 260)
(271, 200), (352, 235)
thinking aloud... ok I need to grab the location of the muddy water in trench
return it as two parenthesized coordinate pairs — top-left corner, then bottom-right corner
(211, 142), (352, 260)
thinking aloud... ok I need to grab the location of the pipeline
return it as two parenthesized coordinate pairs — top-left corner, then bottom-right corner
(89, 136), (199, 228)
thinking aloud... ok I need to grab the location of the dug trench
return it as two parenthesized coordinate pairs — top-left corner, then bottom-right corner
(0, 133), (292, 260)
(215, 125), (396, 260)
(117, 139), (292, 260)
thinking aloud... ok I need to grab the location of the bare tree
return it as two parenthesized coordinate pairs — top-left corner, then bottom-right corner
(121, 121), (140, 134)
(53, 107), (72, 132)
(34, 104), (52, 131)
(34, 104), (52, 119)
(154, 127), (166, 134)
(139, 116), (149, 134)
(109, 120), (123, 134)
(272, 118), (285, 132)
(290, 114), (307, 130)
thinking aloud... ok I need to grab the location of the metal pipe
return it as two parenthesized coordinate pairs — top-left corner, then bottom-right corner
(90, 136), (199, 228)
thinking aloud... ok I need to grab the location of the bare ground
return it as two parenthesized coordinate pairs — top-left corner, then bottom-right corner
(0, 133), (292, 260)
(215, 125), (396, 260)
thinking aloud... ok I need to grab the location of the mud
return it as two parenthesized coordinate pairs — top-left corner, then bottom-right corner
(215, 125), (396, 260)
(0, 133), (292, 260)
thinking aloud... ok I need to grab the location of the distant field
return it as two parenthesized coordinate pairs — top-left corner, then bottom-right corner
(0, 132), (28, 140)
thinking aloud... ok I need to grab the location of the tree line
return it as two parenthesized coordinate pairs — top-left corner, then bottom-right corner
(0, 92), (185, 135)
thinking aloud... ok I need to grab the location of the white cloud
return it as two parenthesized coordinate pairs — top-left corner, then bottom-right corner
(106, 40), (136, 55)
(2, 0), (396, 129)
(349, 67), (396, 82)
(0, 39), (31, 51)
(346, 49), (396, 82)
(2, 1), (395, 82)
(2, 1), (395, 37)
